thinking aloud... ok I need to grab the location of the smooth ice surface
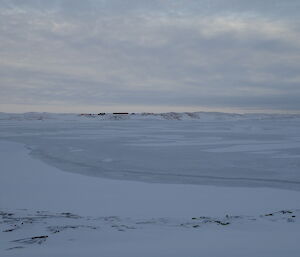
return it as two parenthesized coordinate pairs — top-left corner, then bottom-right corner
(1, 140), (300, 218)
(1, 112), (300, 190)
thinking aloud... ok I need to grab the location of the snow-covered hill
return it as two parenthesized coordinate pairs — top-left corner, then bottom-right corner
(1, 111), (300, 121)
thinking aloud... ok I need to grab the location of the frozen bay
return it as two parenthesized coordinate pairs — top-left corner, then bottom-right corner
(1, 112), (300, 190)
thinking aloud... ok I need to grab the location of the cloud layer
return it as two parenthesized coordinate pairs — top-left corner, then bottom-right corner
(1, 0), (300, 113)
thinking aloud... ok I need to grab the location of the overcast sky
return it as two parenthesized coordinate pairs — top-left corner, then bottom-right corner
(1, 0), (300, 113)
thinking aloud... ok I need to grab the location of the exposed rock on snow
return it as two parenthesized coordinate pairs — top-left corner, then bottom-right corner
(1, 209), (299, 251)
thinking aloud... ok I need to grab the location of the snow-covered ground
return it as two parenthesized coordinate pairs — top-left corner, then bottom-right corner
(1, 112), (300, 256)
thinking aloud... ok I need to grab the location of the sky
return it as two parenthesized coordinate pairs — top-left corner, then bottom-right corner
(0, 0), (300, 113)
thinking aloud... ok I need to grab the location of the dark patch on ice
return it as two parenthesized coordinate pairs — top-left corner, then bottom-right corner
(60, 212), (82, 219)
(182, 217), (231, 228)
(47, 225), (99, 234)
(111, 224), (136, 231)
(6, 246), (25, 251)
(12, 235), (48, 245)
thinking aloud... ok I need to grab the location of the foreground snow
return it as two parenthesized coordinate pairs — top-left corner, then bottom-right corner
(1, 141), (300, 256)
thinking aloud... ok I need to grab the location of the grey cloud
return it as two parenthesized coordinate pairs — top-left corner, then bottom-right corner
(0, 0), (300, 113)
(4, 0), (300, 17)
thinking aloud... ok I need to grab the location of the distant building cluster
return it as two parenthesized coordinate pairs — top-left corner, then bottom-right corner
(80, 112), (132, 116)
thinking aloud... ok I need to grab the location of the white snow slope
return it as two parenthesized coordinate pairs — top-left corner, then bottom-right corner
(1, 112), (300, 256)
